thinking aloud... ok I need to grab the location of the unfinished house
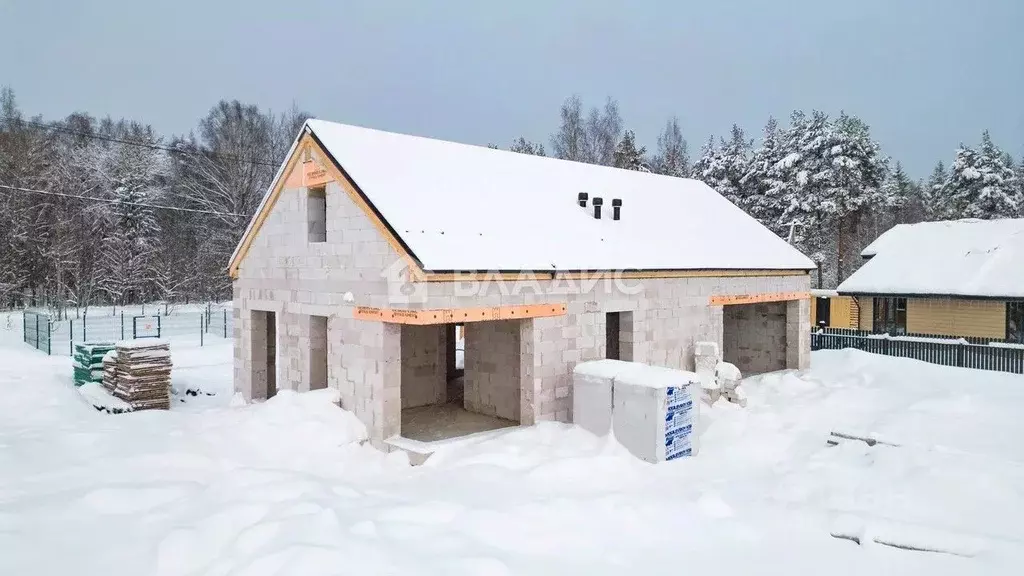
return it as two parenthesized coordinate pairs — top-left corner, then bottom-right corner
(228, 119), (816, 454)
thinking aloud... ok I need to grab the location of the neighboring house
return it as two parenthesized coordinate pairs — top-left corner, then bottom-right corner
(837, 218), (1024, 342)
(809, 289), (859, 329)
(227, 119), (816, 452)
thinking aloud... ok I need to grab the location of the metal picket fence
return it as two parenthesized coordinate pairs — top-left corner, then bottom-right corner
(23, 310), (52, 354)
(811, 328), (1024, 375)
(22, 305), (234, 356)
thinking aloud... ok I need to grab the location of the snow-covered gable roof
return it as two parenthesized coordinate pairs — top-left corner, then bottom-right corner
(235, 119), (816, 273)
(860, 223), (912, 258)
(839, 218), (1024, 298)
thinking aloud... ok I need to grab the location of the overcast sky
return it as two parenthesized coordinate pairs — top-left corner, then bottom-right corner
(1, 0), (1021, 177)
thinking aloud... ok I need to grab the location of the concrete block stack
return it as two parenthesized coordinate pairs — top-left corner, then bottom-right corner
(694, 340), (721, 403)
(695, 340), (747, 407)
(612, 364), (699, 462)
(715, 361), (746, 407)
(572, 359), (631, 436)
(103, 340), (172, 411)
(573, 360), (700, 462)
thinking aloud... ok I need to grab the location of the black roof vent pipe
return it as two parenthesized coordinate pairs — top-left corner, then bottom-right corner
(612, 198), (621, 221)
(577, 192), (589, 207)
(592, 197), (603, 219)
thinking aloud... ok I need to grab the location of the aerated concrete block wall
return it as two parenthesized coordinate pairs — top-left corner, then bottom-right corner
(232, 166), (813, 448)
(723, 302), (788, 375)
(464, 320), (523, 422)
(400, 324), (447, 409)
(786, 298), (811, 370)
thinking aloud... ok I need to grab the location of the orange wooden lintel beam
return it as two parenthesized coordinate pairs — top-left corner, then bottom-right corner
(709, 291), (810, 306)
(353, 303), (568, 325)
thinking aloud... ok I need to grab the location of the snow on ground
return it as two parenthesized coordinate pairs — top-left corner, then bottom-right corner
(1, 310), (1023, 574)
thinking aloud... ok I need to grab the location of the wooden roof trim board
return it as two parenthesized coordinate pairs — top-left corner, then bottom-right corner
(228, 132), (424, 280)
(353, 304), (568, 325)
(709, 291), (810, 306)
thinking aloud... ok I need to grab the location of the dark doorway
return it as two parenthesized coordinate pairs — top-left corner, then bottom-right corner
(266, 312), (277, 398)
(251, 310), (277, 400)
(606, 312), (621, 360)
(309, 315), (328, 390)
(815, 297), (831, 328)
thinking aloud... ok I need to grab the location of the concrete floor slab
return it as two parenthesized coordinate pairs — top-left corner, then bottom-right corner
(401, 403), (517, 442)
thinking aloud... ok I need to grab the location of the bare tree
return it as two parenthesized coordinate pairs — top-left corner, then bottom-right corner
(584, 97), (622, 166)
(550, 95), (587, 161)
(653, 117), (689, 177)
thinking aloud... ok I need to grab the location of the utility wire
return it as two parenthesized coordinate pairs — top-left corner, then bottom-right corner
(15, 119), (280, 167)
(0, 184), (247, 217)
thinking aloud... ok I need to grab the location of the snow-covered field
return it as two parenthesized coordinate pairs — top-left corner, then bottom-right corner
(2, 311), (1023, 575)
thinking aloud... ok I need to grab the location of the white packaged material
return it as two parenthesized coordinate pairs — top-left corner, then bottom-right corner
(612, 364), (701, 462)
(572, 360), (634, 436)
(694, 341), (721, 402)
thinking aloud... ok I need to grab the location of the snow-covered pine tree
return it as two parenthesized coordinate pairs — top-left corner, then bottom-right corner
(925, 161), (949, 218)
(691, 126), (750, 207)
(613, 130), (650, 171)
(945, 132), (1021, 219)
(740, 117), (786, 229)
(652, 117), (688, 177)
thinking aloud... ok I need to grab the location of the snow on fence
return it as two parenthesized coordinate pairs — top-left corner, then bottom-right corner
(811, 328), (1024, 375)
(22, 305), (234, 356)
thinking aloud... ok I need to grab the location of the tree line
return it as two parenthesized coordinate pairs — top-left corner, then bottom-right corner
(494, 96), (1023, 287)
(0, 87), (307, 315)
(2, 88), (1021, 314)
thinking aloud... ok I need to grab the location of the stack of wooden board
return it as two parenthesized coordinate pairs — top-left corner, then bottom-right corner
(73, 343), (116, 387)
(104, 340), (172, 411)
(102, 350), (118, 394)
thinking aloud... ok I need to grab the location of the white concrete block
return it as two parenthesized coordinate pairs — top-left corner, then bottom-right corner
(572, 359), (633, 437)
(611, 364), (700, 462)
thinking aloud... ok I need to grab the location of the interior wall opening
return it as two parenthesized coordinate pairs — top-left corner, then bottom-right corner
(250, 310), (277, 400)
(401, 320), (519, 443)
(605, 311), (633, 361)
(722, 302), (787, 376)
(309, 315), (328, 390)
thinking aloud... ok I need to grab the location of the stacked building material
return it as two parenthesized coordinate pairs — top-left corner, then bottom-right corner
(573, 360), (700, 462)
(612, 364), (700, 462)
(102, 350), (118, 393)
(108, 340), (172, 411)
(72, 343), (116, 387)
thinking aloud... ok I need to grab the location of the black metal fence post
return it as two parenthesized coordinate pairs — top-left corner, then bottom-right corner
(223, 309), (227, 338)
(70, 320), (74, 355)
(200, 315), (204, 346)
(121, 312), (125, 340)
(157, 315), (162, 338)
(46, 320), (51, 355)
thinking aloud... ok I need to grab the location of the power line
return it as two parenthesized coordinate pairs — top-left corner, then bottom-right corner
(16, 119), (280, 167)
(0, 184), (247, 217)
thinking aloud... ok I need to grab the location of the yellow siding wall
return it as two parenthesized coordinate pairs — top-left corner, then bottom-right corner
(831, 296), (855, 328)
(906, 298), (1006, 338)
(857, 297), (873, 330)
